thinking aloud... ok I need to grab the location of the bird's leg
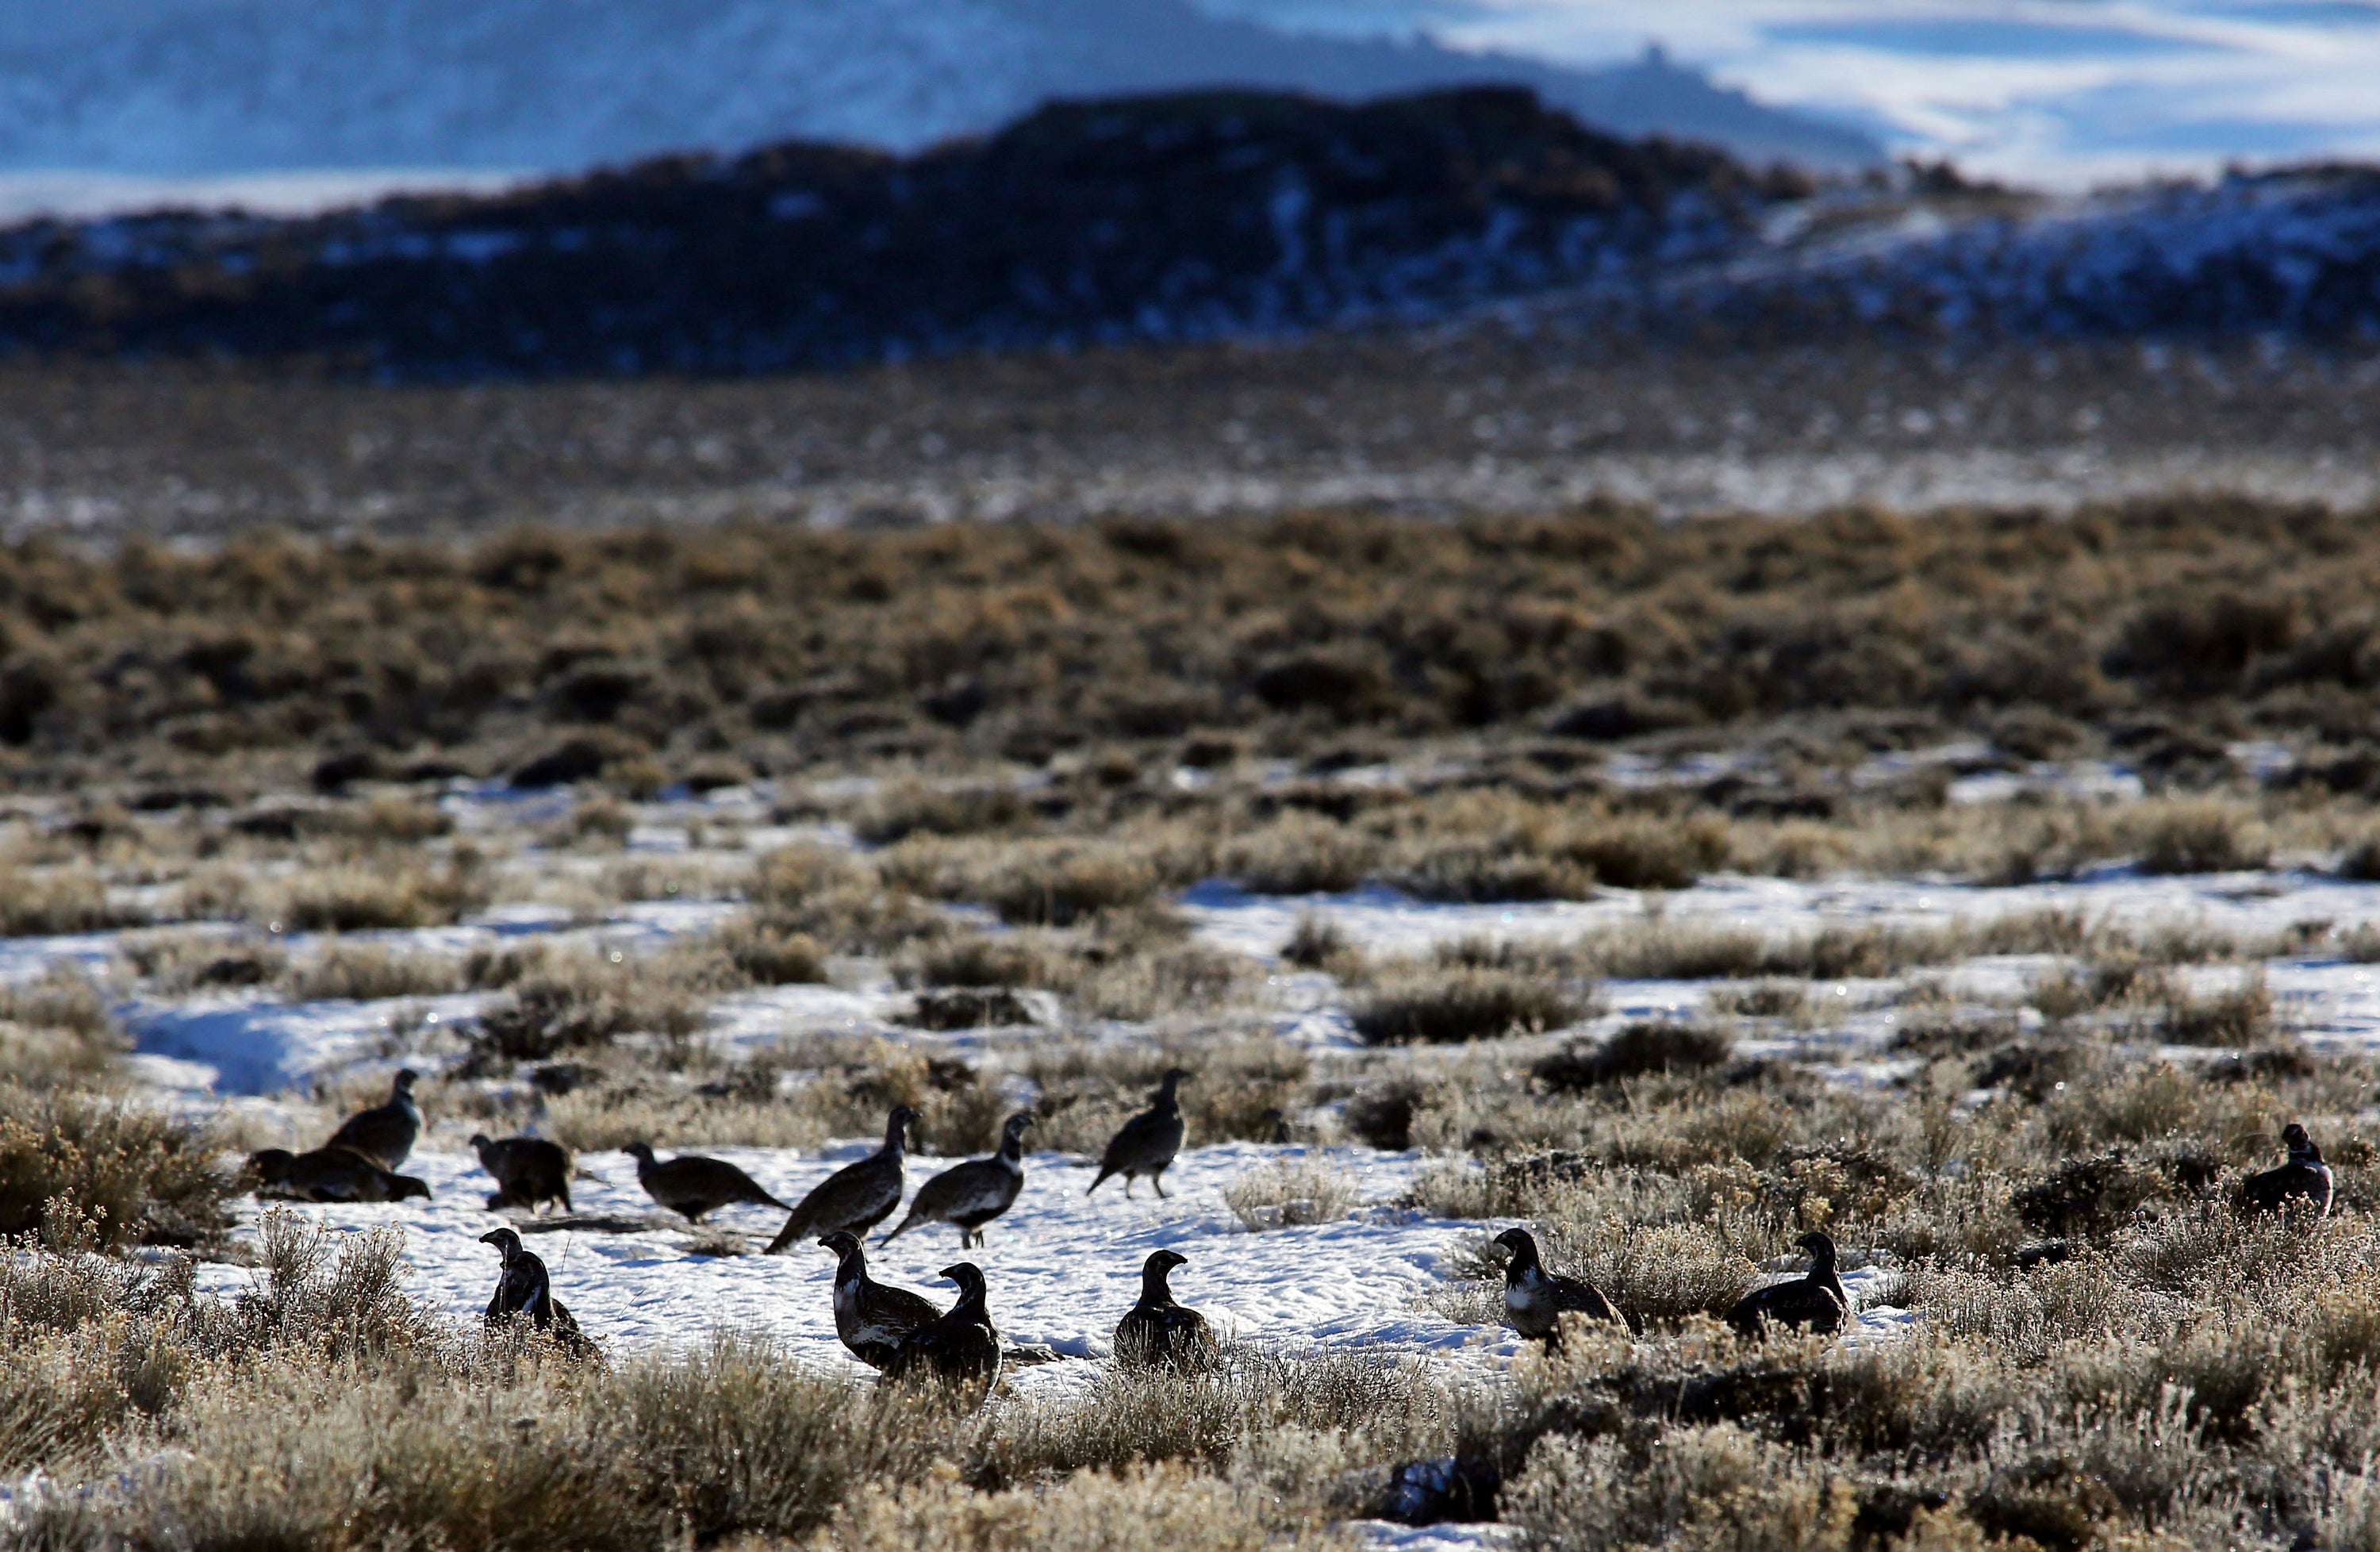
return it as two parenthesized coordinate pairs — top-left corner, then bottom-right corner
(1123, 1177), (1136, 1200)
(1151, 1170), (1169, 1200)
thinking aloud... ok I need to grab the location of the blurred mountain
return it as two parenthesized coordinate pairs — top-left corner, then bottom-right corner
(0, 87), (1796, 375)
(0, 0), (1883, 176)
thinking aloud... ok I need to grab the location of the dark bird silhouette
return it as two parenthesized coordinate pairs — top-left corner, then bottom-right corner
(879, 1112), (1032, 1248)
(2240, 1122), (2334, 1218)
(1086, 1069), (1188, 1199)
(624, 1141), (790, 1224)
(1112, 1249), (1218, 1370)
(247, 1145), (430, 1204)
(324, 1068), (422, 1170)
(473, 1134), (573, 1215)
(1726, 1231), (1850, 1338)
(478, 1227), (592, 1355)
(885, 1261), (1002, 1401)
(763, 1106), (916, 1254)
(1492, 1227), (1622, 1343)
(819, 1230), (940, 1370)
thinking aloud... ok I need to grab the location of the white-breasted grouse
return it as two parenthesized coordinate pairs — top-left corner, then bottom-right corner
(1492, 1227), (1622, 1343)
(818, 1230), (940, 1370)
(478, 1226), (592, 1355)
(879, 1112), (1032, 1248)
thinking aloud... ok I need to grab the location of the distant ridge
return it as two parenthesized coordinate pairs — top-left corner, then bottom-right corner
(0, 88), (1793, 378)
(0, 0), (1882, 179)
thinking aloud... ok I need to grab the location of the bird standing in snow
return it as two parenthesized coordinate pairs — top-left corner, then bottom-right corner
(878, 1112), (1032, 1248)
(1086, 1069), (1188, 1199)
(764, 1105), (917, 1252)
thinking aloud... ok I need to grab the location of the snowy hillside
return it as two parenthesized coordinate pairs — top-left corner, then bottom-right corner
(0, 0), (1879, 179)
(0, 86), (2372, 381)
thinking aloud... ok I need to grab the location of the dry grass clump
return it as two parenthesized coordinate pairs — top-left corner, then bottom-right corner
(0, 964), (124, 1083)
(282, 939), (467, 1001)
(1533, 1022), (1734, 1089)
(1350, 966), (1589, 1045)
(908, 932), (1048, 989)
(746, 842), (948, 955)
(178, 856), (492, 932)
(1223, 1158), (1361, 1231)
(463, 947), (725, 1067)
(2124, 796), (2274, 876)
(1222, 813), (1381, 895)
(820, 1464), (1345, 1552)
(713, 917), (829, 984)
(884, 835), (1196, 927)
(0, 1080), (235, 1250)
(0, 861), (144, 935)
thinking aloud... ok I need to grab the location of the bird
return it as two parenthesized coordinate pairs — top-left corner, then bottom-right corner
(763, 1105), (917, 1254)
(1491, 1227), (1622, 1343)
(478, 1227), (593, 1356)
(472, 1134), (574, 1216)
(818, 1230), (941, 1370)
(2240, 1122), (2334, 1218)
(1085, 1069), (1189, 1199)
(623, 1141), (790, 1224)
(878, 1112), (1032, 1248)
(247, 1145), (430, 1204)
(1112, 1249), (1217, 1370)
(324, 1068), (422, 1170)
(1726, 1231), (1850, 1338)
(885, 1262), (1002, 1402)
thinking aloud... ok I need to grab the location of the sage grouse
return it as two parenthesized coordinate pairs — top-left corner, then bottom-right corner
(246, 1146), (429, 1204)
(764, 1105), (917, 1254)
(1086, 1069), (1188, 1199)
(478, 1227), (592, 1355)
(1726, 1230), (1850, 1338)
(1112, 1249), (1217, 1370)
(885, 1262), (1001, 1401)
(324, 1068), (422, 1170)
(624, 1142), (789, 1224)
(1492, 1227), (1622, 1343)
(879, 1112), (1032, 1248)
(2240, 1123), (2334, 1218)
(472, 1134), (573, 1216)
(819, 1230), (940, 1370)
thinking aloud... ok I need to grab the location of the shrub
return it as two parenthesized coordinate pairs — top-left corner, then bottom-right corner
(0, 1081), (236, 1250)
(1351, 968), (1587, 1045)
(2128, 798), (2272, 876)
(1534, 1022), (1734, 1089)
(1222, 814), (1380, 895)
(283, 941), (466, 1001)
(1279, 913), (1353, 971)
(1223, 1159), (1360, 1231)
(0, 864), (142, 935)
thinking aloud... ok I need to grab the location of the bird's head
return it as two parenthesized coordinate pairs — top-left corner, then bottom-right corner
(1492, 1227), (1537, 1259)
(888, 1105), (919, 1143)
(393, 1068), (420, 1094)
(940, 1262), (986, 1297)
(478, 1227), (523, 1260)
(623, 1141), (655, 1163)
(1145, 1248), (1189, 1276)
(819, 1230), (862, 1260)
(2284, 1122), (2317, 1155)
(1003, 1112), (1035, 1139)
(1795, 1231), (1837, 1265)
(469, 1133), (493, 1150)
(392, 1175), (432, 1203)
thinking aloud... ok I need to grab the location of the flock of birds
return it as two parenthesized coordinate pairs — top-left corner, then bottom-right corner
(244, 1066), (2344, 1395)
